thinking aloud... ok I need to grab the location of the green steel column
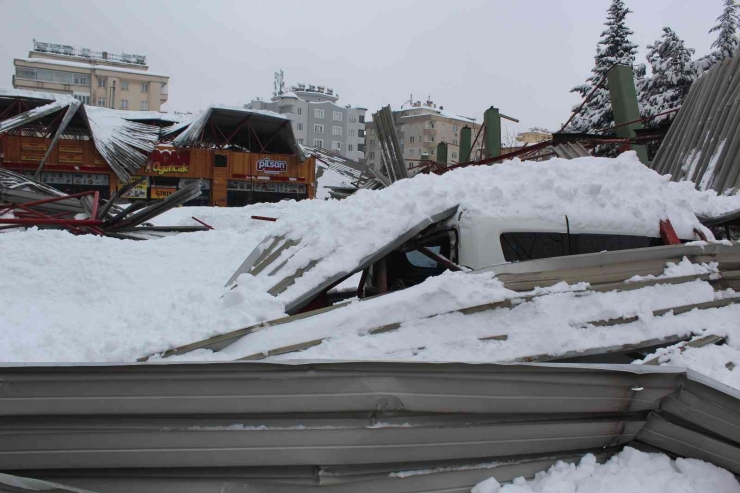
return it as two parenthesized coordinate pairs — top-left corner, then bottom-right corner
(459, 126), (472, 162)
(436, 142), (448, 165)
(608, 64), (649, 165)
(484, 107), (501, 159)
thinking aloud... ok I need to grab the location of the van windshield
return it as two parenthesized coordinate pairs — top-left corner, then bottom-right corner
(500, 232), (663, 262)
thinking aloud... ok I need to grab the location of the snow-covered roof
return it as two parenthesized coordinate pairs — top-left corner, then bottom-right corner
(0, 87), (77, 103)
(16, 57), (169, 78)
(394, 105), (477, 123)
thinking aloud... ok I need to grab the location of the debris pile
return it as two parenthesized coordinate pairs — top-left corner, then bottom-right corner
(0, 168), (209, 239)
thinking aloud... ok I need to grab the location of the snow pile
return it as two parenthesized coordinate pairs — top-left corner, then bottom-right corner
(237, 151), (740, 308)
(471, 447), (740, 493)
(2, 152), (740, 363)
(315, 165), (352, 199)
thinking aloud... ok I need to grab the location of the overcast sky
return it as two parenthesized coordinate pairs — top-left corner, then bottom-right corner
(0, 0), (722, 134)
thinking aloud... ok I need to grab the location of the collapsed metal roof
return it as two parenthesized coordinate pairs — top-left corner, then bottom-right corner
(166, 105), (306, 160)
(0, 360), (738, 492)
(651, 56), (740, 196)
(0, 89), (159, 182)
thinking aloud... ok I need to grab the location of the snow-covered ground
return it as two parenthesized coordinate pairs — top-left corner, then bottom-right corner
(471, 447), (740, 493)
(315, 164), (353, 199)
(1, 152), (739, 366)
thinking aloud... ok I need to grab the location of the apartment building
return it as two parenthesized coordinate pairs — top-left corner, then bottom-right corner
(364, 99), (482, 174)
(12, 40), (169, 111)
(246, 78), (366, 161)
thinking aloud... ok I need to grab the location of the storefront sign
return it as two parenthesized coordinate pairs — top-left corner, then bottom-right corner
(94, 153), (107, 165)
(59, 145), (82, 154)
(150, 187), (176, 199)
(256, 158), (287, 174)
(58, 152), (83, 164)
(21, 142), (48, 152)
(28, 172), (109, 186)
(118, 177), (149, 199)
(146, 149), (190, 175)
(21, 151), (46, 162)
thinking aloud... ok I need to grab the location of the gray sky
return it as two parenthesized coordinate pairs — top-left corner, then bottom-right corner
(0, 0), (721, 134)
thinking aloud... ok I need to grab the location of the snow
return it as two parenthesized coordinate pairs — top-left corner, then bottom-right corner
(315, 165), (353, 199)
(2, 153), (740, 363)
(235, 151), (740, 312)
(639, 338), (740, 391)
(471, 446), (740, 493)
(625, 256), (718, 283)
(699, 139), (727, 191)
(15, 56), (169, 77)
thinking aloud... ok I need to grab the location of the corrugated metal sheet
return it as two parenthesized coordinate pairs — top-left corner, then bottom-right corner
(1, 361), (739, 491)
(651, 55), (740, 195)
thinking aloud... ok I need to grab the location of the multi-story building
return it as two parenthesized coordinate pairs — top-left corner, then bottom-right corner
(12, 40), (169, 112)
(364, 99), (482, 174)
(246, 76), (366, 161)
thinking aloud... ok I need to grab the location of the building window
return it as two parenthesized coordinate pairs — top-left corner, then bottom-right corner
(359, 115), (365, 123)
(161, 82), (168, 95)
(121, 80), (129, 91)
(313, 139), (324, 147)
(441, 124), (446, 132)
(141, 82), (149, 93)
(370, 128), (375, 135)
(297, 123), (304, 131)
(358, 129), (365, 138)
(332, 126), (342, 136)
(409, 136), (415, 143)
(369, 151), (375, 159)
(96, 96), (105, 106)
(349, 129), (355, 137)
(298, 138), (304, 144)
(314, 124), (324, 133)
(297, 108), (303, 115)
(315, 109), (325, 118)
(348, 144), (354, 152)
(426, 121), (435, 129)
(408, 148), (414, 156)
(349, 115), (357, 123)
(369, 139), (375, 147)
(73, 94), (90, 105)
(333, 141), (342, 151)
(98, 79), (106, 88)
(358, 143), (365, 152)
(140, 101), (149, 111)
(452, 151), (458, 159)
(333, 111), (342, 121)
(453, 125), (459, 133)
(120, 99), (128, 110)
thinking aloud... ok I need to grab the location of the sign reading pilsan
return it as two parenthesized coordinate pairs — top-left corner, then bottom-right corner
(256, 158), (287, 174)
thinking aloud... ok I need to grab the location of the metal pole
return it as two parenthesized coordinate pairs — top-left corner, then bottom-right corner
(608, 64), (649, 164)
(459, 126), (472, 164)
(484, 107), (501, 159)
(436, 142), (448, 165)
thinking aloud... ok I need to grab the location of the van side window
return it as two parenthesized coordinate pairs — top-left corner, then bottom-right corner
(500, 233), (662, 262)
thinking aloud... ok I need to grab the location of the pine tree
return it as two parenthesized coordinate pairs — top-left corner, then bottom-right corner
(641, 27), (698, 121)
(697, 0), (740, 72)
(710, 0), (740, 59)
(568, 0), (638, 134)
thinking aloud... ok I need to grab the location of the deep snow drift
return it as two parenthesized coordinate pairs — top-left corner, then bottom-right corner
(1, 152), (740, 363)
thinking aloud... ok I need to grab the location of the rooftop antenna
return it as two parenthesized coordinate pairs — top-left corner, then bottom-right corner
(273, 70), (285, 98)
(401, 93), (413, 109)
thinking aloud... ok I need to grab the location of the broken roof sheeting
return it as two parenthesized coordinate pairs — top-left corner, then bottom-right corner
(82, 106), (160, 182)
(169, 105), (305, 160)
(1, 361), (740, 492)
(651, 55), (740, 195)
(226, 206), (458, 314)
(0, 88), (160, 182)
